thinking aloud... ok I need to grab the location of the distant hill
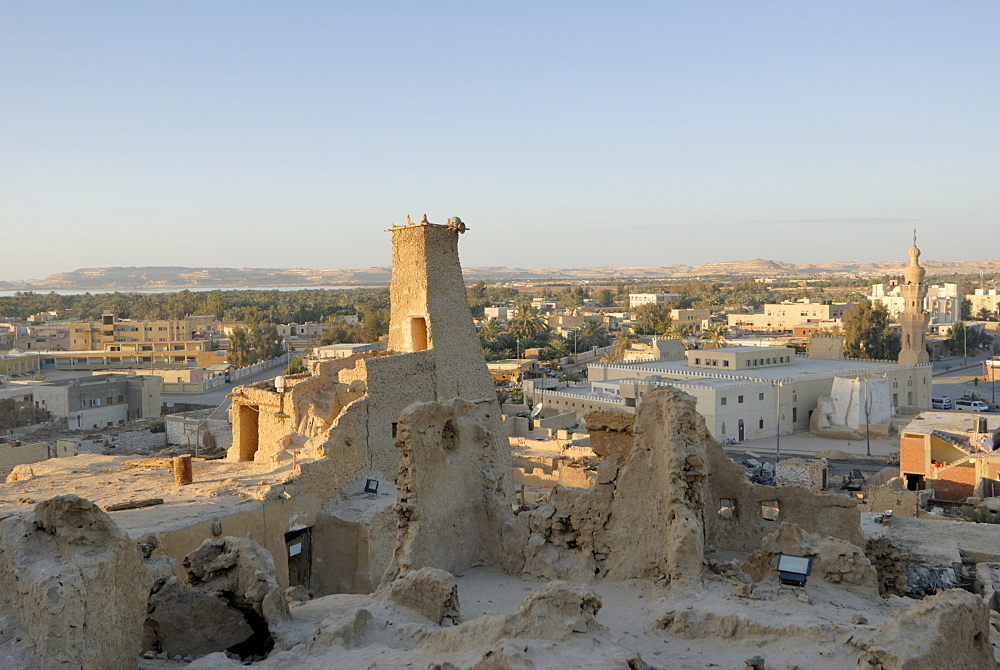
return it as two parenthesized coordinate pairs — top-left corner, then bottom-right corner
(3, 258), (1000, 291)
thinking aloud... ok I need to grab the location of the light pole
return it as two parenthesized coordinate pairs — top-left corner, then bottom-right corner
(775, 380), (782, 464)
(862, 374), (872, 458)
(964, 322), (968, 367)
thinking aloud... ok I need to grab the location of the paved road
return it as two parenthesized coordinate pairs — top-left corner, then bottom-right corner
(932, 352), (998, 406)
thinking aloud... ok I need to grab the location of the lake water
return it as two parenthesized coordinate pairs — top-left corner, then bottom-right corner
(0, 285), (374, 298)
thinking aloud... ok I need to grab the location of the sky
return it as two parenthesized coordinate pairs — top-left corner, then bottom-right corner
(2, 1), (998, 281)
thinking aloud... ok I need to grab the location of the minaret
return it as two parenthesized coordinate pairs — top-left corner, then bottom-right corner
(897, 231), (930, 365)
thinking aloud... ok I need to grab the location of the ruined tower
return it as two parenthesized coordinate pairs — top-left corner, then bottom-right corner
(897, 233), (930, 366)
(387, 216), (495, 402)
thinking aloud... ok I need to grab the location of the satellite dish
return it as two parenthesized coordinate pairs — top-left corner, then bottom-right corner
(530, 404), (543, 418)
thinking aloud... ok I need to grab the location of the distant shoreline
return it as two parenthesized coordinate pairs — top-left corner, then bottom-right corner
(0, 285), (376, 298)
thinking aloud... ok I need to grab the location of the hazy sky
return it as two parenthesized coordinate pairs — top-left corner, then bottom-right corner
(2, 2), (998, 281)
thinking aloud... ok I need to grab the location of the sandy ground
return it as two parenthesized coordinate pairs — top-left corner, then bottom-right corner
(0, 453), (299, 536)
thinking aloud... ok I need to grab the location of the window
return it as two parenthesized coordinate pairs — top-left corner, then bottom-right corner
(792, 407), (798, 423)
(759, 418), (764, 429)
(721, 397), (727, 406)
(723, 360), (730, 367)
(758, 393), (764, 401)
(718, 499), (737, 519)
(738, 395), (744, 404)
(760, 501), (780, 521)
(391, 422), (398, 438)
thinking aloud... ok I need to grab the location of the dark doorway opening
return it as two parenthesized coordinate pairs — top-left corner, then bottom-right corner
(285, 526), (312, 589)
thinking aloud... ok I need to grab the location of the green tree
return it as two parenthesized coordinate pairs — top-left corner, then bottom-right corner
(508, 303), (545, 341)
(577, 321), (610, 350)
(667, 323), (697, 349)
(284, 355), (306, 375)
(227, 327), (252, 368)
(595, 289), (616, 307)
(842, 300), (900, 360)
(633, 304), (672, 335)
(702, 323), (729, 349)
(251, 322), (284, 361)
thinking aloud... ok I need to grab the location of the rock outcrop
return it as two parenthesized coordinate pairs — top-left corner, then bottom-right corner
(857, 589), (998, 669)
(382, 567), (461, 625)
(143, 576), (254, 657)
(0, 495), (148, 670)
(184, 537), (291, 632)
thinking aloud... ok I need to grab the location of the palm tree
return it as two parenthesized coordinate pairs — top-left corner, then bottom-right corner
(667, 324), (697, 350)
(703, 323), (729, 349)
(611, 330), (638, 360)
(577, 321), (610, 350)
(508, 303), (545, 341)
(479, 319), (505, 346)
(543, 335), (571, 360)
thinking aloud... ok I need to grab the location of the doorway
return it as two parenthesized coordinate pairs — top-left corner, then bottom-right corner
(285, 527), (312, 589)
(738, 419), (745, 441)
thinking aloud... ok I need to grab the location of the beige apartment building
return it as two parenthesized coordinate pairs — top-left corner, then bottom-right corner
(968, 289), (1000, 318)
(727, 299), (853, 333)
(671, 308), (711, 334)
(69, 313), (195, 350)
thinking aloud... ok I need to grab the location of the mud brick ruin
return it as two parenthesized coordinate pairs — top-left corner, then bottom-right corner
(0, 216), (998, 669)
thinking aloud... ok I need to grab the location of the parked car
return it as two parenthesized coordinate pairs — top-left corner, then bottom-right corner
(932, 396), (953, 409)
(955, 398), (989, 412)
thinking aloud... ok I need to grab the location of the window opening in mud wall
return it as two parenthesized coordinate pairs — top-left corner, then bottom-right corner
(718, 498), (737, 519)
(760, 501), (780, 521)
(410, 317), (429, 351)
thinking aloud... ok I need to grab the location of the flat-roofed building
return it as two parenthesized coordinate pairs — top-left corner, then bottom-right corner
(629, 293), (680, 309)
(30, 374), (162, 430)
(527, 345), (930, 443)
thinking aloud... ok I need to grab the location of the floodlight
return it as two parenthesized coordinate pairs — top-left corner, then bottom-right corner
(777, 554), (813, 587)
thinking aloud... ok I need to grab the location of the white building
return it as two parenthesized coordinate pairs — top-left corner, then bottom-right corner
(868, 282), (961, 326)
(526, 345), (930, 443)
(629, 293), (681, 309)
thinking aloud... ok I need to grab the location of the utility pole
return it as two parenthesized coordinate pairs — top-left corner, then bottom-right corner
(775, 380), (782, 464)
(863, 375), (872, 458)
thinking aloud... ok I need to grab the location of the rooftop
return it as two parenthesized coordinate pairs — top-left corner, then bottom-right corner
(595, 355), (911, 382)
(903, 411), (1000, 436)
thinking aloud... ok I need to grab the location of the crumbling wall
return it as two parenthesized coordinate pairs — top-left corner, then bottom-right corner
(0, 495), (148, 670)
(584, 409), (636, 460)
(867, 485), (927, 518)
(524, 388), (708, 585)
(385, 397), (523, 581)
(523, 388), (862, 583)
(703, 434), (863, 553)
(602, 388), (707, 585)
(311, 498), (397, 595)
(865, 536), (910, 597)
(741, 522), (878, 595)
